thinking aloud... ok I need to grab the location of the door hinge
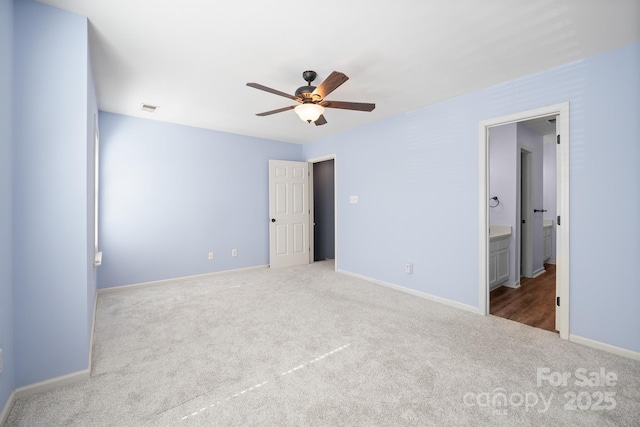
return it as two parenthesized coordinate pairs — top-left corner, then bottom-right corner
(556, 296), (560, 306)
(557, 215), (561, 226)
(557, 135), (560, 144)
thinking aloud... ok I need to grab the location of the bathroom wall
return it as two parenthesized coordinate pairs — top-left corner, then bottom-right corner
(517, 122), (544, 276)
(489, 122), (545, 284)
(489, 124), (518, 284)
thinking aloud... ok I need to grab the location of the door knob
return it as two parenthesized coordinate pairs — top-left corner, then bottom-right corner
(271, 218), (276, 222)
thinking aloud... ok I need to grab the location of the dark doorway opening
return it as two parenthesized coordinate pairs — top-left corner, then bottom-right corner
(313, 159), (335, 261)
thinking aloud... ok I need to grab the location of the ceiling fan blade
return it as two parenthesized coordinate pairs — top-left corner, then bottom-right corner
(320, 100), (376, 112)
(312, 71), (349, 99)
(247, 82), (299, 101)
(255, 105), (296, 116)
(314, 114), (327, 126)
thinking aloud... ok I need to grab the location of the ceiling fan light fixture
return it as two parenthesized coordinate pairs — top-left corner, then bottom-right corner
(294, 103), (324, 123)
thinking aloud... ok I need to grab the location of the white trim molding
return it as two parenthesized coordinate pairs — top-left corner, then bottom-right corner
(88, 293), (97, 370)
(532, 267), (546, 278)
(501, 280), (520, 289)
(570, 334), (640, 361)
(1, 296), (99, 426)
(478, 102), (570, 340)
(337, 269), (482, 315)
(306, 154), (337, 163)
(1, 390), (16, 426)
(14, 369), (90, 400)
(98, 265), (269, 294)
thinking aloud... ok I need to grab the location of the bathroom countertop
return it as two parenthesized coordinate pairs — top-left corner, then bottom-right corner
(489, 225), (512, 241)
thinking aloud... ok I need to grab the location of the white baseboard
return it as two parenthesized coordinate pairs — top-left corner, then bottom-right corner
(0, 309), (92, 405)
(88, 293), (97, 370)
(98, 265), (269, 294)
(502, 280), (520, 289)
(569, 334), (640, 361)
(490, 280), (520, 291)
(14, 369), (90, 400)
(337, 269), (481, 315)
(0, 390), (16, 427)
(1, 296), (98, 426)
(532, 267), (546, 278)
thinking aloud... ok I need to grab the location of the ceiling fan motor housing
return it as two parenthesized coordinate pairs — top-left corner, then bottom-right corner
(295, 85), (320, 101)
(296, 70), (322, 102)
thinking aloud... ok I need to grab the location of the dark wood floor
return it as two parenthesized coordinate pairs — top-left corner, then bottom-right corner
(490, 263), (557, 332)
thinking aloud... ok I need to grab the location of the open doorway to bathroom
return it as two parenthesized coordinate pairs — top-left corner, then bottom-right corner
(487, 117), (556, 332)
(479, 103), (569, 339)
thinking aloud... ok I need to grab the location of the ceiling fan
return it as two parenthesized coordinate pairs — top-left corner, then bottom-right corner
(246, 70), (375, 126)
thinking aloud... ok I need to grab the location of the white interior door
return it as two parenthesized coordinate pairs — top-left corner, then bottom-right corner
(269, 160), (310, 268)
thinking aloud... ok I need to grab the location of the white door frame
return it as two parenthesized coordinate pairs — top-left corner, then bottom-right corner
(307, 154), (337, 270)
(478, 102), (570, 339)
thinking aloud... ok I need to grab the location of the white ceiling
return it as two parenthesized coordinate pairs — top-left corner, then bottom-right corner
(39, 0), (640, 144)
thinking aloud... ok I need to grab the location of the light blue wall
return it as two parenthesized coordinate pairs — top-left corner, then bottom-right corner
(305, 99), (484, 308)
(0, 0), (15, 412)
(571, 42), (640, 351)
(304, 42), (640, 353)
(13, 0), (94, 386)
(97, 113), (303, 288)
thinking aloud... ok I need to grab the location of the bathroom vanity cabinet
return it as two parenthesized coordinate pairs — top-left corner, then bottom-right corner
(488, 225), (512, 290)
(489, 235), (510, 290)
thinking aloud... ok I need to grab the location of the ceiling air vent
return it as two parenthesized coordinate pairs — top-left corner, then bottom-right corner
(141, 104), (158, 113)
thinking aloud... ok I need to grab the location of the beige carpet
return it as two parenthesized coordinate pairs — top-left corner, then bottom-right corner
(6, 261), (640, 426)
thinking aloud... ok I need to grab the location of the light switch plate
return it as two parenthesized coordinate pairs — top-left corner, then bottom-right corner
(349, 195), (358, 204)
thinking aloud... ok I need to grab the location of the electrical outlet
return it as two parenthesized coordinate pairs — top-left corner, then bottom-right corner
(208, 252), (214, 260)
(232, 249), (238, 257)
(404, 262), (413, 274)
